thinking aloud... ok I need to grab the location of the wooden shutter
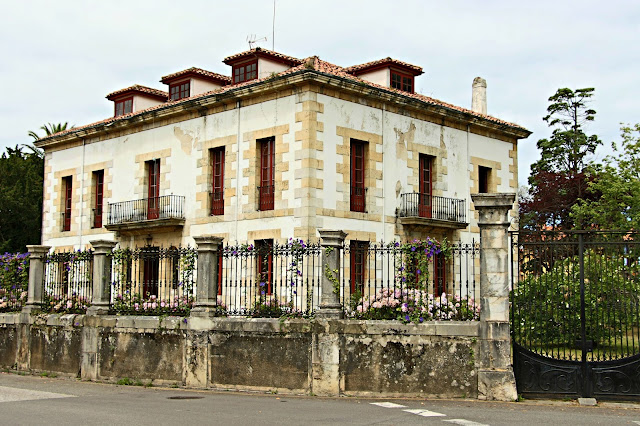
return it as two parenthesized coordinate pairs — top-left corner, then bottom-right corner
(259, 138), (275, 211)
(147, 159), (160, 219)
(434, 252), (446, 296)
(256, 239), (274, 295)
(418, 155), (432, 218)
(350, 140), (365, 212)
(94, 171), (104, 228)
(63, 177), (72, 231)
(350, 241), (367, 294)
(211, 148), (225, 215)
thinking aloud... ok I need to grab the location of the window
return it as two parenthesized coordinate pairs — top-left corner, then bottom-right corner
(418, 155), (432, 218)
(390, 71), (414, 93)
(115, 97), (133, 117)
(233, 60), (258, 83)
(147, 159), (160, 219)
(256, 239), (273, 295)
(169, 81), (190, 100)
(169, 247), (180, 290)
(350, 241), (368, 294)
(478, 166), (491, 193)
(434, 252), (446, 296)
(62, 176), (72, 231)
(92, 170), (104, 228)
(350, 139), (366, 212)
(258, 137), (275, 211)
(211, 147), (225, 215)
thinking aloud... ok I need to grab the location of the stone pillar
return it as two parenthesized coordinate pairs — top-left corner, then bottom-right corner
(317, 230), (346, 319)
(87, 240), (117, 315)
(22, 245), (51, 314)
(472, 77), (487, 115)
(191, 236), (223, 318)
(471, 193), (517, 401)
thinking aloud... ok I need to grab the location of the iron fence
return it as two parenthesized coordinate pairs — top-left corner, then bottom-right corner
(43, 250), (93, 313)
(511, 231), (640, 361)
(110, 246), (197, 316)
(219, 240), (322, 316)
(341, 240), (480, 321)
(398, 193), (466, 223)
(107, 195), (185, 225)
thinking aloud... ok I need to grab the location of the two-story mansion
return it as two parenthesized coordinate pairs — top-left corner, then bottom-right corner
(35, 47), (530, 253)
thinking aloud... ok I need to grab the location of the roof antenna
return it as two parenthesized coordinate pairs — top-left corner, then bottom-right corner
(247, 34), (267, 50)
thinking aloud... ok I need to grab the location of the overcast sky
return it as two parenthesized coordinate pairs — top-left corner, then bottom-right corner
(1, 0), (638, 185)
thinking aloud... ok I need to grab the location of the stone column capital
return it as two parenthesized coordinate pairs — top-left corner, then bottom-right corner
(193, 236), (224, 252)
(471, 193), (516, 226)
(319, 230), (347, 247)
(26, 245), (51, 259)
(89, 240), (117, 255)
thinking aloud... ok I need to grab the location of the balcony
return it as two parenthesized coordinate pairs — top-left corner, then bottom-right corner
(397, 193), (468, 229)
(105, 195), (185, 235)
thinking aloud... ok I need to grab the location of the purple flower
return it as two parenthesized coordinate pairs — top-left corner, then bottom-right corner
(405, 314), (410, 321)
(419, 317), (424, 323)
(411, 247), (416, 252)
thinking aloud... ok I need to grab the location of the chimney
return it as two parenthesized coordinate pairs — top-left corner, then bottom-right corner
(471, 77), (487, 115)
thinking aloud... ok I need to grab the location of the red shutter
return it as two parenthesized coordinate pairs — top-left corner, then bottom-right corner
(350, 241), (367, 294)
(211, 148), (225, 215)
(94, 171), (104, 228)
(259, 138), (275, 211)
(418, 155), (432, 218)
(147, 160), (160, 219)
(256, 240), (273, 295)
(350, 140), (365, 212)
(63, 177), (72, 231)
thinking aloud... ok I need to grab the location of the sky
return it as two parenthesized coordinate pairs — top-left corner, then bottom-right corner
(1, 0), (638, 185)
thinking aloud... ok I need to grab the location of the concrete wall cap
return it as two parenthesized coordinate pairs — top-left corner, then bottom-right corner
(471, 193), (516, 208)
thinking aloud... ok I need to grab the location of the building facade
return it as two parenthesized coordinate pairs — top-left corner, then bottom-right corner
(35, 48), (530, 252)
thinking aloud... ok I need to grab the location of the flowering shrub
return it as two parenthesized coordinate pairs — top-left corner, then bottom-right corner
(349, 288), (479, 323)
(112, 293), (202, 316)
(394, 238), (449, 289)
(251, 297), (305, 318)
(42, 293), (90, 314)
(0, 252), (29, 312)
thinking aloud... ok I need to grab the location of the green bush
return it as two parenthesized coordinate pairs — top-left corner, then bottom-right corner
(511, 249), (640, 347)
(0, 252), (29, 312)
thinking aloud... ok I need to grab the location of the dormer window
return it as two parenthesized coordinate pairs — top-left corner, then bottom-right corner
(233, 60), (258, 83)
(391, 71), (414, 93)
(115, 97), (133, 117)
(169, 81), (190, 100)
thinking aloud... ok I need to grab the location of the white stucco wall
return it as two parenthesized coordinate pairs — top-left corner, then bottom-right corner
(190, 78), (223, 96)
(357, 68), (390, 87)
(133, 95), (165, 112)
(257, 59), (290, 79)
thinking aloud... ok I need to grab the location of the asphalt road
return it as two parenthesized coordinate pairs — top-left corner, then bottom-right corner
(1, 373), (639, 425)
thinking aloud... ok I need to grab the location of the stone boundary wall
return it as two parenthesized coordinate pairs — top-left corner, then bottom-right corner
(0, 313), (479, 398)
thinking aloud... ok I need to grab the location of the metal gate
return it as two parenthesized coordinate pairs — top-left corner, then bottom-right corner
(510, 231), (640, 400)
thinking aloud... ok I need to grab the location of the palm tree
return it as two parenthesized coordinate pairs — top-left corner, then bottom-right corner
(28, 122), (73, 141)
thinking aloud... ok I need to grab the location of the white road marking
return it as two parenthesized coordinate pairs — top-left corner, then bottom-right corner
(443, 419), (489, 426)
(403, 408), (446, 417)
(0, 385), (75, 403)
(370, 402), (407, 408)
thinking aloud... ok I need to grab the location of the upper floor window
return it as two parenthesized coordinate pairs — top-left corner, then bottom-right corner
(92, 170), (104, 228)
(233, 60), (258, 83)
(211, 147), (225, 216)
(479, 166), (491, 193)
(391, 71), (414, 93)
(147, 159), (160, 220)
(350, 139), (366, 212)
(258, 137), (275, 211)
(169, 81), (190, 100)
(115, 97), (133, 117)
(62, 176), (72, 232)
(418, 154), (433, 218)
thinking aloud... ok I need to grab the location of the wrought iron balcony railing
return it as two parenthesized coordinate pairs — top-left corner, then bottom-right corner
(398, 193), (466, 223)
(107, 195), (185, 226)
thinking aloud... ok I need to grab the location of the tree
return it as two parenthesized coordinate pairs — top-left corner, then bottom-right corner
(0, 145), (44, 253)
(572, 123), (640, 230)
(520, 88), (602, 230)
(28, 122), (72, 141)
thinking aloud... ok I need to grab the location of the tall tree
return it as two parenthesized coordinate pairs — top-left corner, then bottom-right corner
(520, 88), (602, 230)
(572, 123), (640, 230)
(0, 145), (44, 252)
(28, 122), (72, 141)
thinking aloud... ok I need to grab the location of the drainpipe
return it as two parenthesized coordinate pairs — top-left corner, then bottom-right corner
(79, 138), (86, 248)
(235, 100), (242, 241)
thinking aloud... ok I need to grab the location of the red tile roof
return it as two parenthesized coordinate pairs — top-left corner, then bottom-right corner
(40, 54), (527, 143)
(345, 57), (424, 76)
(106, 84), (168, 101)
(223, 47), (302, 66)
(160, 67), (231, 85)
